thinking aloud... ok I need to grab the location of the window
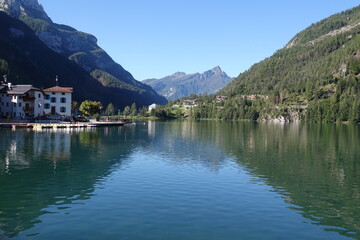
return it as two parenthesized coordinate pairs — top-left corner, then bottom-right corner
(52, 92), (55, 95)
(6, 102), (9, 107)
(44, 103), (50, 109)
(62, 93), (65, 95)
(61, 98), (66, 103)
(38, 93), (41, 98)
(13, 112), (16, 117)
(13, 103), (16, 107)
(60, 107), (66, 113)
(51, 97), (56, 103)
(44, 95), (50, 100)
(19, 103), (22, 107)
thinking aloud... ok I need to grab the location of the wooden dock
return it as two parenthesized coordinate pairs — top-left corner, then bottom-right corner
(0, 121), (128, 130)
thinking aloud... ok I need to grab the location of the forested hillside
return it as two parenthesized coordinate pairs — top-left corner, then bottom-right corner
(212, 5), (360, 123)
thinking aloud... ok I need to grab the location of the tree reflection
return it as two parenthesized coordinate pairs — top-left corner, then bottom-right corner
(0, 127), (137, 238)
(154, 121), (360, 239)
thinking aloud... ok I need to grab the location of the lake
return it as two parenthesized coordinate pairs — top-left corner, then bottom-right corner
(0, 121), (359, 239)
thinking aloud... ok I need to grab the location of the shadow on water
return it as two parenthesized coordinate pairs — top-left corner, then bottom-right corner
(0, 126), (140, 238)
(155, 120), (360, 239)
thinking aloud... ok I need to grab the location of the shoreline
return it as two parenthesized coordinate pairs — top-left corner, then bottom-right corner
(0, 121), (129, 130)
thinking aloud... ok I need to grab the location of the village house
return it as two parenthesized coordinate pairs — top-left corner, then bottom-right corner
(182, 99), (200, 108)
(216, 95), (229, 102)
(0, 83), (45, 119)
(0, 81), (74, 119)
(240, 94), (269, 101)
(148, 103), (158, 112)
(43, 86), (73, 117)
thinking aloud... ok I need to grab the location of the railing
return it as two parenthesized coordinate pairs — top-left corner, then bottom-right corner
(22, 96), (35, 101)
(24, 107), (34, 112)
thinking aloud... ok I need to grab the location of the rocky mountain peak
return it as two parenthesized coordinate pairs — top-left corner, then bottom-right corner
(143, 66), (234, 100)
(172, 72), (187, 77)
(211, 66), (223, 74)
(202, 66), (228, 79)
(0, 0), (51, 22)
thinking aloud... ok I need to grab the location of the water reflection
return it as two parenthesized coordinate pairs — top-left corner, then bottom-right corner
(154, 121), (360, 239)
(145, 120), (231, 171)
(0, 127), (137, 238)
(0, 122), (359, 239)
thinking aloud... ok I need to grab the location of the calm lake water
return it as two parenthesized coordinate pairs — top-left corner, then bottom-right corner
(0, 121), (359, 240)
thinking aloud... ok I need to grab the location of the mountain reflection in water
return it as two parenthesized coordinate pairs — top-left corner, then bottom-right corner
(0, 121), (359, 239)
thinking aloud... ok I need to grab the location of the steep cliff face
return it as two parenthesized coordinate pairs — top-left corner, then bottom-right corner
(0, 0), (167, 107)
(0, 0), (50, 21)
(144, 66), (234, 100)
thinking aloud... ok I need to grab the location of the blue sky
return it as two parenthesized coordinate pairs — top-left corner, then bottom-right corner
(39, 0), (359, 80)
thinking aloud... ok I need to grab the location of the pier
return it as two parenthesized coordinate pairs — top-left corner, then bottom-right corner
(0, 121), (128, 130)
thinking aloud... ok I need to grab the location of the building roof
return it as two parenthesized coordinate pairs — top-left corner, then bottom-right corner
(43, 86), (73, 93)
(1, 84), (41, 95)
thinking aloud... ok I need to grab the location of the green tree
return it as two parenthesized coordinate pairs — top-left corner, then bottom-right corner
(105, 103), (115, 116)
(175, 107), (183, 118)
(72, 101), (79, 114)
(348, 59), (360, 75)
(123, 106), (131, 116)
(350, 99), (360, 123)
(131, 103), (137, 116)
(0, 59), (8, 75)
(139, 107), (148, 117)
(79, 100), (103, 117)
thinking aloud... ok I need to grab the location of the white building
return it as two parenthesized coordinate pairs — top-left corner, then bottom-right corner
(43, 86), (73, 117)
(148, 103), (158, 112)
(0, 83), (45, 119)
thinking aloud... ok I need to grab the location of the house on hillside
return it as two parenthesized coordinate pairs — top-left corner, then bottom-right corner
(0, 83), (45, 119)
(148, 103), (158, 112)
(43, 86), (73, 117)
(216, 95), (229, 102)
(182, 99), (200, 108)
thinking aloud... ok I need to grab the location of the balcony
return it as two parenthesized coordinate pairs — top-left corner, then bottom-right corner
(22, 96), (35, 102)
(24, 107), (34, 113)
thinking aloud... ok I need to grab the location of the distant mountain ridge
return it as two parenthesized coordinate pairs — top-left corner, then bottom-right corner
(0, 0), (167, 108)
(144, 66), (233, 100)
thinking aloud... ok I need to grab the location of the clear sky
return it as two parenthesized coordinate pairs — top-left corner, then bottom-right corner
(39, 0), (359, 80)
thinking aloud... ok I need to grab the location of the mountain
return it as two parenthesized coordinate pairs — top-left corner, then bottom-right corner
(143, 66), (233, 100)
(216, 5), (360, 123)
(0, 0), (167, 108)
(0, 11), (141, 107)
